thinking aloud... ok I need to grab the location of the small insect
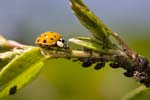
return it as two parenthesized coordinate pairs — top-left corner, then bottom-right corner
(78, 58), (96, 67)
(35, 31), (68, 49)
(9, 85), (17, 95)
(94, 62), (105, 70)
(109, 63), (120, 68)
(82, 60), (93, 67)
(81, 58), (94, 67)
(123, 71), (133, 77)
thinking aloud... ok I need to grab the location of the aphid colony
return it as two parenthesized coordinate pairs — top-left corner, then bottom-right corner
(76, 53), (150, 87)
(77, 57), (106, 70)
(35, 32), (150, 87)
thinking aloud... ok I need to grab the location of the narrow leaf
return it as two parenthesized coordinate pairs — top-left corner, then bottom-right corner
(69, 37), (109, 53)
(121, 86), (150, 100)
(0, 47), (45, 98)
(0, 61), (44, 99)
(70, 0), (113, 42)
(0, 51), (21, 69)
(0, 47), (44, 86)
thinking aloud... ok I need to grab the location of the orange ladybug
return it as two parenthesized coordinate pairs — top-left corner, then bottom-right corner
(35, 31), (68, 49)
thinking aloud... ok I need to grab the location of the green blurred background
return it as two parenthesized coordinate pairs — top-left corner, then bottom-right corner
(1, 0), (150, 100)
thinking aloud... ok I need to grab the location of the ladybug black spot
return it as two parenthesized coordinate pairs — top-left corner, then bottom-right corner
(54, 35), (56, 37)
(9, 86), (17, 95)
(43, 39), (47, 43)
(37, 39), (40, 42)
(50, 38), (54, 40)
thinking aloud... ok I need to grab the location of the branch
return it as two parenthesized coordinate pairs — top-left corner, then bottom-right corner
(69, 0), (150, 87)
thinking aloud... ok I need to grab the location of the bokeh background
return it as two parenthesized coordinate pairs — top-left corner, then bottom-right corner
(1, 0), (150, 100)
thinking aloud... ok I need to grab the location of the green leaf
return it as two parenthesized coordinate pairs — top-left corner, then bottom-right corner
(69, 37), (109, 53)
(0, 47), (45, 99)
(121, 86), (150, 100)
(0, 51), (22, 69)
(70, 0), (113, 42)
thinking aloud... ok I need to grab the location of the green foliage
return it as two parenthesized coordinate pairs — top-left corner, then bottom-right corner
(70, 1), (150, 100)
(0, 51), (18, 69)
(0, 0), (149, 100)
(0, 47), (45, 99)
(70, 0), (112, 43)
(121, 86), (150, 100)
(69, 37), (109, 53)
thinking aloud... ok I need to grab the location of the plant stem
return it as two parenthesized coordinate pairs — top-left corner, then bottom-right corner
(111, 32), (136, 60)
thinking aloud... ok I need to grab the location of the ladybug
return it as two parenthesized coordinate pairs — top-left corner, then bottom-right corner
(35, 31), (68, 49)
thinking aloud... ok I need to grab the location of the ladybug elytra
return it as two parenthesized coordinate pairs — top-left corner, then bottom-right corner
(35, 31), (68, 49)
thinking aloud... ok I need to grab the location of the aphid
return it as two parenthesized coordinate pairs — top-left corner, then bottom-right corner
(109, 63), (120, 68)
(94, 62), (105, 70)
(82, 61), (93, 67)
(9, 85), (17, 95)
(35, 31), (68, 49)
(81, 58), (93, 67)
(123, 71), (133, 77)
(80, 58), (96, 67)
